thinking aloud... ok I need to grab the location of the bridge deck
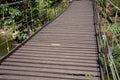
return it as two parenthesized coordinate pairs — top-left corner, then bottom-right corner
(0, 0), (101, 80)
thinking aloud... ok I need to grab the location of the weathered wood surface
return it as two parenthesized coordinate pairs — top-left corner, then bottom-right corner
(0, 0), (101, 80)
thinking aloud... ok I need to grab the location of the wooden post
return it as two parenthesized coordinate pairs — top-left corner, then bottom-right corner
(23, 0), (30, 36)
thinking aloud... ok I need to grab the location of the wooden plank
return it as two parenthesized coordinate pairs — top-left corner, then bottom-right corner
(30, 40), (96, 44)
(0, 66), (100, 76)
(31, 36), (96, 39)
(27, 41), (97, 45)
(15, 50), (98, 57)
(16, 49), (96, 55)
(38, 28), (94, 31)
(0, 75), (71, 80)
(4, 58), (99, 67)
(25, 42), (97, 47)
(23, 42), (97, 47)
(0, 70), (100, 80)
(39, 31), (95, 34)
(21, 44), (97, 49)
(34, 35), (95, 38)
(9, 55), (98, 63)
(12, 52), (98, 60)
(18, 48), (97, 52)
(1, 62), (99, 71)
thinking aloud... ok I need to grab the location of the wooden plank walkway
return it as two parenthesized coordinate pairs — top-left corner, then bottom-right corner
(0, 0), (101, 80)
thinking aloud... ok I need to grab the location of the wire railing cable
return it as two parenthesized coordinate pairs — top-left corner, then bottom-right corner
(0, 1), (23, 8)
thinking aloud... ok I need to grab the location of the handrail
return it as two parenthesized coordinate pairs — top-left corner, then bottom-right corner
(107, 0), (120, 11)
(93, 0), (104, 80)
(94, 0), (120, 80)
(0, 1), (23, 8)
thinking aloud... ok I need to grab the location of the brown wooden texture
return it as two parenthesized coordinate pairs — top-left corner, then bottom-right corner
(0, 0), (101, 80)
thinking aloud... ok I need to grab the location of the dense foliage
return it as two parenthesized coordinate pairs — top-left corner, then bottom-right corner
(0, 0), (69, 42)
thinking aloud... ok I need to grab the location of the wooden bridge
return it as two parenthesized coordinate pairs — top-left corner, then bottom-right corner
(0, 0), (101, 80)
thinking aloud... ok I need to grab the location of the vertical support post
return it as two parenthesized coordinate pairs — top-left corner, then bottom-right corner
(102, 0), (110, 77)
(30, 0), (33, 30)
(62, 0), (64, 12)
(23, 0), (30, 36)
(115, 10), (118, 24)
(47, 0), (49, 22)
(103, 32), (110, 80)
(53, 0), (55, 17)
(46, 0), (48, 22)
